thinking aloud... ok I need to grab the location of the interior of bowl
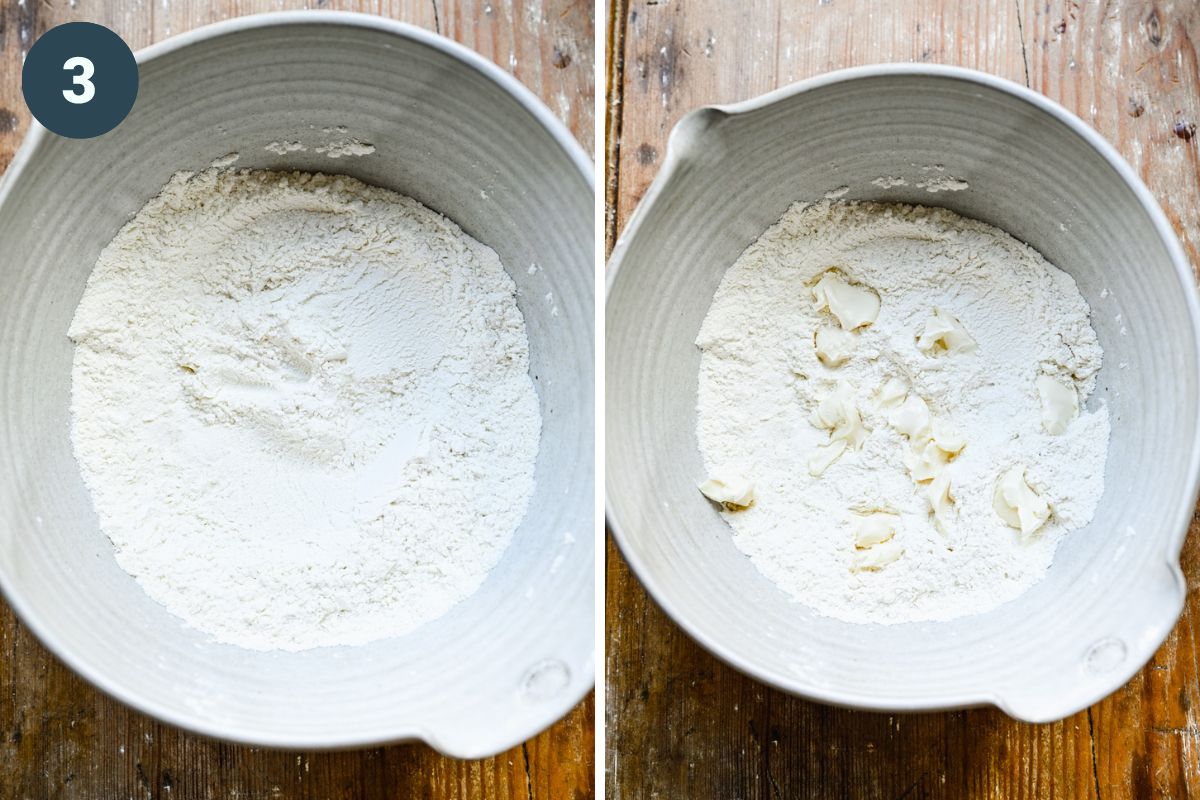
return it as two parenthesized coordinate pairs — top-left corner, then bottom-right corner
(606, 68), (1198, 721)
(0, 14), (593, 756)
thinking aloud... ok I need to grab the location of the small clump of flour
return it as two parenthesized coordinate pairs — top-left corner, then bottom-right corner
(696, 201), (1110, 624)
(317, 139), (376, 158)
(69, 168), (541, 651)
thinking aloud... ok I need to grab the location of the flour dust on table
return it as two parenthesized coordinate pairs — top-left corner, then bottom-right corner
(696, 201), (1110, 624)
(69, 168), (541, 651)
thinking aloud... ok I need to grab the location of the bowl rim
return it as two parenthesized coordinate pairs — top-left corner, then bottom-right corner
(604, 62), (1200, 722)
(0, 10), (594, 758)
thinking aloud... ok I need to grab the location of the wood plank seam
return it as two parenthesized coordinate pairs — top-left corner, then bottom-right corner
(1015, 0), (1032, 86)
(1087, 706), (1102, 800)
(604, 0), (627, 254)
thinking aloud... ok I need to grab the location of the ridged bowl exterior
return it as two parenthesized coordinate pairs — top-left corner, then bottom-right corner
(606, 65), (1200, 722)
(0, 12), (594, 757)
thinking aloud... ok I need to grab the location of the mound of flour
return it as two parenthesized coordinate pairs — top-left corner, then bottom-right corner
(696, 201), (1110, 624)
(69, 168), (541, 651)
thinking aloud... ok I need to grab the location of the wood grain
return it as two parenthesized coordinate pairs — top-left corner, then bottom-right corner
(0, 2), (593, 798)
(605, 1), (1200, 798)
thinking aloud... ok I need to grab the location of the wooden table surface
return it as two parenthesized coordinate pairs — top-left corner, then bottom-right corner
(605, 1), (1200, 798)
(0, 2), (594, 798)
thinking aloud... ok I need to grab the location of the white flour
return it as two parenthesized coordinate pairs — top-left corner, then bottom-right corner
(69, 168), (541, 651)
(696, 201), (1110, 624)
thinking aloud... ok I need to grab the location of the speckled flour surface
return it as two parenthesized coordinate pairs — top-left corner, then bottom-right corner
(696, 201), (1110, 624)
(69, 169), (541, 651)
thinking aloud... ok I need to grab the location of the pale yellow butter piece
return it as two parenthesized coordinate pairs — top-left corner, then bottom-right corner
(888, 394), (932, 441)
(927, 469), (956, 534)
(814, 326), (856, 367)
(808, 382), (868, 475)
(808, 439), (848, 477)
(850, 512), (904, 572)
(853, 512), (901, 548)
(812, 381), (869, 449)
(993, 465), (1051, 536)
(930, 420), (966, 454)
(851, 537), (904, 572)
(886, 389), (966, 492)
(876, 376), (909, 408)
(811, 270), (881, 330)
(699, 472), (756, 511)
(1036, 374), (1078, 435)
(916, 307), (976, 355)
(907, 420), (966, 482)
(907, 440), (952, 483)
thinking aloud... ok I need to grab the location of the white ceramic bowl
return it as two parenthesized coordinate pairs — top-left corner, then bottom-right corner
(606, 64), (1200, 722)
(0, 12), (593, 757)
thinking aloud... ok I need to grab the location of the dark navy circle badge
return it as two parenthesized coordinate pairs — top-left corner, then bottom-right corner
(21, 22), (138, 140)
